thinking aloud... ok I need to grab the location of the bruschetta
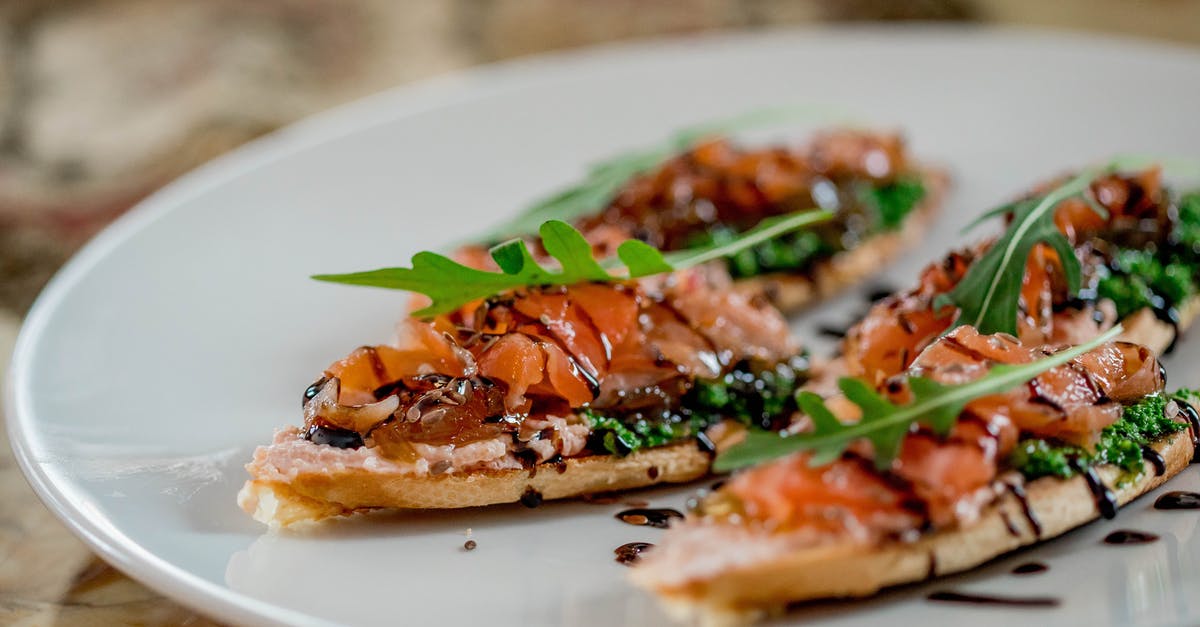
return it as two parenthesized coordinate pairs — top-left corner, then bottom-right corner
(630, 326), (1197, 625)
(838, 167), (1200, 386)
(240, 217), (826, 527)
(462, 128), (947, 313)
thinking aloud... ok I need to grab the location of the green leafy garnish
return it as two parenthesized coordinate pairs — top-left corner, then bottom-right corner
(936, 157), (1200, 336)
(933, 167), (1111, 336)
(473, 106), (851, 242)
(713, 325), (1123, 472)
(313, 210), (831, 317)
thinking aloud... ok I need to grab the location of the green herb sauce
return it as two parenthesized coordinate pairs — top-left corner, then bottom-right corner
(1096, 191), (1200, 318)
(583, 356), (809, 456)
(1010, 391), (1192, 481)
(863, 177), (927, 230)
(691, 177), (926, 279)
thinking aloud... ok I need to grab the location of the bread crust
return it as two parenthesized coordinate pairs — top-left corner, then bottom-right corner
(239, 439), (712, 527)
(734, 166), (948, 313)
(630, 428), (1196, 625)
(1119, 295), (1199, 355)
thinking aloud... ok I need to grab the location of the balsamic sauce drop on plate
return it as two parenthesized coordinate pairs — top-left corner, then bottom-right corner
(614, 542), (654, 566)
(1103, 530), (1159, 545)
(926, 591), (1060, 608)
(866, 284), (899, 303)
(615, 508), (684, 529)
(1011, 562), (1048, 575)
(817, 325), (847, 340)
(1154, 491), (1200, 510)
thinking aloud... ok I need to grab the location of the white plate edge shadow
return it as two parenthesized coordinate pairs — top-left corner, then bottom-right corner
(7, 23), (1200, 627)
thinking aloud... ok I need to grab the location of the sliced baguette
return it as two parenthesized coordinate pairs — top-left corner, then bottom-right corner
(239, 433), (713, 528)
(630, 425), (1196, 626)
(734, 167), (948, 312)
(1119, 295), (1200, 355)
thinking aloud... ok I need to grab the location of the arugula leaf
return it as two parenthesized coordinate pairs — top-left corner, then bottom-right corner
(936, 155), (1200, 336)
(659, 211), (836, 268)
(473, 105), (851, 242)
(713, 325), (1123, 472)
(933, 167), (1111, 335)
(314, 210), (831, 317)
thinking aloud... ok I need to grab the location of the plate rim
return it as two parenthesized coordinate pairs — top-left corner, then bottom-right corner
(7, 23), (1200, 626)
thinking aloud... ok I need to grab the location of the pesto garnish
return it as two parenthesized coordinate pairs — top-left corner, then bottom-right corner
(583, 357), (809, 456)
(690, 178), (925, 279)
(1010, 390), (1193, 480)
(1097, 191), (1200, 319)
(862, 176), (927, 230)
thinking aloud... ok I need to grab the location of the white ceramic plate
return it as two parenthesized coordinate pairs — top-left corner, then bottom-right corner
(9, 25), (1200, 627)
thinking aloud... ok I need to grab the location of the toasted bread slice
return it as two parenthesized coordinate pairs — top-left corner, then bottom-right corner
(734, 167), (948, 312)
(1119, 295), (1200, 355)
(239, 428), (714, 528)
(629, 425), (1196, 626)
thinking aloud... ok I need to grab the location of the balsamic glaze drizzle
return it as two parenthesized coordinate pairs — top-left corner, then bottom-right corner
(818, 326), (847, 340)
(1075, 461), (1118, 520)
(1152, 304), (1182, 355)
(1177, 402), (1200, 463)
(1140, 444), (1166, 476)
(999, 511), (1020, 537)
(519, 487), (544, 509)
(1155, 491), (1200, 510)
(866, 284), (899, 302)
(615, 508), (684, 529)
(614, 542), (654, 566)
(304, 424), (363, 449)
(1011, 562), (1048, 575)
(1103, 529), (1159, 545)
(926, 591), (1060, 608)
(1006, 482), (1042, 538)
(302, 377), (328, 406)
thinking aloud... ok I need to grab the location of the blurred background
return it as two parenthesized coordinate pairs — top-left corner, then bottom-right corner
(0, 1), (1198, 624)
